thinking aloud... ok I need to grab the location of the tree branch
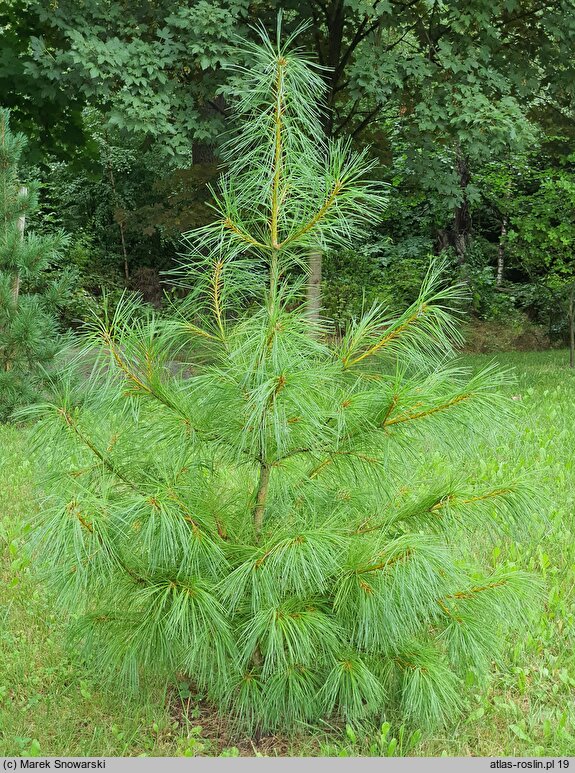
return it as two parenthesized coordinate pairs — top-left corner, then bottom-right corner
(384, 392), (472, 426)
(222, 217), (268, 250)
(350, 104), (384, 139)
(280, 179), (342, 247)
(343, 304), (429, 368)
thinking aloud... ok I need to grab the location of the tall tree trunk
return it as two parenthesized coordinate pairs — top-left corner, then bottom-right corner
(436, 229), (450, 254)
(304, 1), (345, 321)
(569, 287), (574, 369)
(5, 186), (26, 372)
(12, 186), (26, 305)
(453, 151), (471, 267)
(107, 166), (130, 281)
(307, 249), (322, 327)
(496, 216), (507, 286)
(317, 0), (345, 136)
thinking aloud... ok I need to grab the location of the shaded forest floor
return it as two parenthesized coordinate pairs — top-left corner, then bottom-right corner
(1, 350), (574, 757)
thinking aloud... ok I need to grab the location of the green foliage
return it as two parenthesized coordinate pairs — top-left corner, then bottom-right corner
(322, 249), (388, 335)
(322, 245), (431, 336)
(11, 0), (574, 160)
(40, 109), (220, 308)
(3, 350), (575, 755)
(0, 109), (70, 420)
(505, 159), (575, 344)
(508, 163), (575, 286)
(16, 0), (253, 161)
(5, 1), (575, 336)
(25, 27), (538, 735)
(320, 721), (422, 757)
(0, 1), (87, 162)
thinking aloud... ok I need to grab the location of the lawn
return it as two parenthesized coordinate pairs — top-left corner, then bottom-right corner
(1, 349), (574, 757)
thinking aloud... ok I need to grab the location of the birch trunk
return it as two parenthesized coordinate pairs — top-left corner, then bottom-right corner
(12, 185), (27, 305)
(496, 216), (507, 286)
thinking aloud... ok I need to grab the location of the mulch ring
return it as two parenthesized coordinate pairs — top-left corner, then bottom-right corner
(168, 685), (321, 757)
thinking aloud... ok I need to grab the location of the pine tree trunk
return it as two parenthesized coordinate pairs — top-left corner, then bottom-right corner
(496, 216), (507, 286)
(569, 287), (574, 369)
(307, 249), (322, 326)
(253, 462), (271, 539)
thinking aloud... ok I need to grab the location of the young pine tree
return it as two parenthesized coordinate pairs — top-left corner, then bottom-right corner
(0, 109), (70, 420)
(27, 25), (537, 733)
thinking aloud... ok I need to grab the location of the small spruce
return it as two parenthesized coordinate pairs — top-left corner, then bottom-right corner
(0, 109), (69, 420)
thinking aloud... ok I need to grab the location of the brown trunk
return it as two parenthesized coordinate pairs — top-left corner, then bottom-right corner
(107, 166), (130, 281)
(306, 250), (322, 327)
(436, 229), (450, 254)
(454, 151), (471, 266)
(569, 288), (574, 369)
(453, 227), (468, 264)
(496, 216), (507, 286)
(192, 95), (223, 163)
(320, 0), (345, 136)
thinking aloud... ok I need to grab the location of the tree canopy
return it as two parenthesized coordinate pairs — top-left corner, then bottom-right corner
(2, 0), (575, 349)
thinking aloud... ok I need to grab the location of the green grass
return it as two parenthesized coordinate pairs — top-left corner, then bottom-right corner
(1, 349), (574, 757)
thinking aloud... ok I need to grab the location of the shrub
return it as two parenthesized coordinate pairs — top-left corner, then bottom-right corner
(26, 24), (536, 734)
(463, 314), (550, 353)
(322, 247), (431, 337)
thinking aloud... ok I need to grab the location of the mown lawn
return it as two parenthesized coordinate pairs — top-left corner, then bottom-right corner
(1, 349), (574, 757)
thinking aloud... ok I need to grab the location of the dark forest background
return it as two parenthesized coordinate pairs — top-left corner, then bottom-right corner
(3, 0), (575, 351)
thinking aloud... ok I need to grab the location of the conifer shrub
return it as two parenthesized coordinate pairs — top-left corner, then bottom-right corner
(0, 109), (70, 420)
(27, 25), (537, 733)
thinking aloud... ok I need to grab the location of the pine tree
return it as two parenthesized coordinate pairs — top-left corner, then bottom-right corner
(0, 109), (69, 420)
(26, 24), (537, 733)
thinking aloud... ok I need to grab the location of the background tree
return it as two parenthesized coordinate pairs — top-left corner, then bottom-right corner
(0, 0), (87, 162)
(10, 1), (573, 305)
(4, 0), (575, 346)
(508, 161), (575, 366)
(0, 109), (70, 420)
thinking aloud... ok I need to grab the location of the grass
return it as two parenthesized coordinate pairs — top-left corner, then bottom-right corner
(1, 349), (574, 757)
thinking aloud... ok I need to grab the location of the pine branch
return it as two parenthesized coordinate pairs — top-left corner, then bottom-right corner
(56, 407), (203, 536)
(355, 548), (412, 575)
(343, 303), (429, 368)
(280, 179), (343, 248)
(211, 258), (227, 343)
(222, 217), (268, 250)
(56, 407), (140, 493)
(446, 579), (509, 600)
(384, 393), (472, 427)
(99, 330), (201, 432)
